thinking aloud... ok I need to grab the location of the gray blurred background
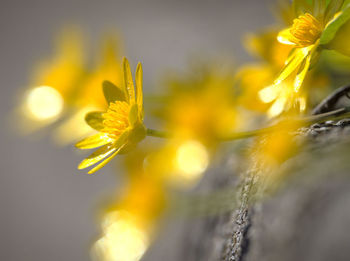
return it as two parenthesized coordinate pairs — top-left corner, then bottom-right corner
(0, 0), (274, 260)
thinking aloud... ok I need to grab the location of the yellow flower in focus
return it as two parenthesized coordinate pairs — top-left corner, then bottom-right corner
(272, 0), (350, 112)
(76, 58), (146, 174)
(238, 29), (310, 116)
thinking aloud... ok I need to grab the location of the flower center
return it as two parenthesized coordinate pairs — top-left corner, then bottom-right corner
(102, 101), (130, 138)
(289, 13), (322, 47)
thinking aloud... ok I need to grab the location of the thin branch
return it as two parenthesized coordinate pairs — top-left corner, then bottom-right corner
(312, 84), (350, 115)
(146, 106), (350, 141)
(146, 128), (170, 138)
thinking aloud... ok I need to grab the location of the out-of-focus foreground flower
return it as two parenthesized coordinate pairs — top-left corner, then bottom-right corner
(76, 58), (146, 174)
(92, 149), (167, 261)
(19, 28), (84, 130)
(54, 35), (123, 144)
(149, 65), (237, 185)
(18, 28), (124, 144)
(92, 177), (166, 261)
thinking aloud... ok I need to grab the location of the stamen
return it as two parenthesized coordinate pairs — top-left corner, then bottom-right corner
(102, 101), (131, 138)
(289, 13), (322, 47)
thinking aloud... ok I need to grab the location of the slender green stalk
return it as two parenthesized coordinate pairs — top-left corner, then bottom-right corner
(146, 128), (171, 138)
(146, 106), (350, 141)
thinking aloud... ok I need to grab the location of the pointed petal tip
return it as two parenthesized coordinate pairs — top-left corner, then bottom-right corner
(87, 169), (96, 174)
(123, 56), (129, 65)
(77, 162), (85, 170)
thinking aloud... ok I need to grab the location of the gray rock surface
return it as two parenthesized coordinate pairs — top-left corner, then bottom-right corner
(175, 119), (350, 261)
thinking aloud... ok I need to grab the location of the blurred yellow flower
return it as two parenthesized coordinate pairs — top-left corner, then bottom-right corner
(159, 65), (237, 148)
(77, 35), (123, 109)
(255, 119), (302, 168)
(76, 58), (146, 174)
(146, 65), (238, 186)
(145, 139), (210, 187)
(92, 174), (166, 261)
(21, 28), (84, 127)
(93, 210), (149, 261)
(53, 35), (124, 144)
(31, 27), (85, 104)
(237, 29), (294, 114)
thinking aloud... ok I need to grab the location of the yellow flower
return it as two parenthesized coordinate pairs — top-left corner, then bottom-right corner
(77, 35), (123, 109)
(275, 0), (349, 95)
(144, 139), (210, 187)
(76, 58), (146, 174)
(53, 35), (123, 145)
(237, 28), (330, 117)
(93, 210), (150, 261)
(256, 121), (301, 167)
(253, 115), (304, 183)
(92, 174), (166, 261)
(158, 65), (237, 147)
(22, 28), (84, 125)
(237, 29), (293, 113)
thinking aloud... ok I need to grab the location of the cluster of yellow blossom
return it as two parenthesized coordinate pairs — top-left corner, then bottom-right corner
(17, 1), (350, 260)
(19, 27), (123, 144)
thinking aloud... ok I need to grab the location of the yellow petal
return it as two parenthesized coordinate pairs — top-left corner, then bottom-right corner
(128, 103), (138, 127)
(123, 57), (135, 104)
(294, 54), (311, 92)
(258, 85), (279, 103)
(277, 28), (296, 45)
(85, 111), (104, 131)
(136, 62), (144, 120)
(87, 147), (122, 174)
(75, 133), (113, 149)
(268, 96), (287, 117)
(85, 131), (130, 173)
(274, 47), (310, 85)
(78, 144), (116, 170)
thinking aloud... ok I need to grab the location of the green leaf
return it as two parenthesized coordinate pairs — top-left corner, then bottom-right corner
(85, 111), (104, 131)
(313, 0), (327, 19)
(320, 4), (350, 45)
(324, 0), (344, 22)
(102, 80), (126, 104)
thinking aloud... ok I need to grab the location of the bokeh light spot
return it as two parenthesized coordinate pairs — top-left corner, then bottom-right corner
(93, 211), (149, 261)
(258, 85), (278, 103)
(176, 140), (209, 180)
(26, 86), (64, 120)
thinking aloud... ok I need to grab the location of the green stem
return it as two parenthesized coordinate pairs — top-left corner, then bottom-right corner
(146, 107), (350, 141)
(146, 128), (171, 138)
